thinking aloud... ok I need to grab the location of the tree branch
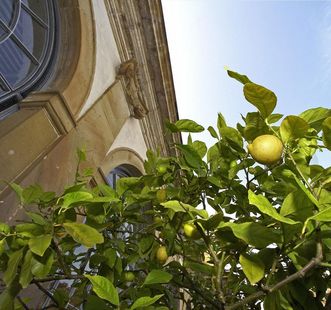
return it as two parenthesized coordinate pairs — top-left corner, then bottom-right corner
(17, 296), (30, 310)
(52, 239), (71, 276)
(34, 282), (59, 307)
(32, 274), (85, 283)
(225, 242), (323, 310)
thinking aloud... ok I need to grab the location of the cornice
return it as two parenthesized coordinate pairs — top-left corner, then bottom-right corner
(105, 0), (181, 156)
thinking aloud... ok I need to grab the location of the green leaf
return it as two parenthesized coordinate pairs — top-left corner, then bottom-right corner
(4, 248), (24, 285)
(143, 270), (173, 285)
(84, 295), (109, 310)
(0, 281), (21, 310)
(218, 222), (281, 248)
(263, 292), (281, 310)
(77, 148), (87, 161)
(19, 250), (33, 288)
(243, 83), (277, 118)
(176, 144), (203, 169)
(15, 223), (44, 238)
(116, 177), (141, 196)
(307, 206), (331, 222)
(280, 115), (309, 143)
(248, 190), (298, 225)
(130, 294), (164, 310)
(197, 212), (223, 230)
(227, 69), (252, 84)
(85, 275), (119, 306)
(161, 200), (208, 218)
(138, 236), (154, 255)
(0, 222), (10, 234)
(242, 112), (270, 141)
(9, 183), (24, 203)
(322, 116), (331, 150)
(207, 126), (219, 139)
(264, 291), (293, 310)
(267, 113), (283, 124)
(103, 248), (117, 268)
(60, 191), (93, 210)
(183, 260), (214, 274)
(165, 119), (179, 133)
(239, 253), (265, 284)
(25, 212), (49, 226)
(219, 127), (243, 148)
(0, 239), (6, 255)
(97, 184), (117, 198)
(28, 234), (52, 256)
(192, 141), (207, 158)
(280, 190), (314, 222)
(174, 119), (204, 133)
(0, 289), (14, 310)
(63, 223), (104, 248)
(53, 288), (70, 309)
(290, 172), (320, 207)
(22, 184), (44, 204)
(31, 250), (54, 278)
(217, 113), (227, 131)
(299, 107), (331, 132)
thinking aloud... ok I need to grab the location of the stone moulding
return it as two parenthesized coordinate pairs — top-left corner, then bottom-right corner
(105, 0), (181, 156)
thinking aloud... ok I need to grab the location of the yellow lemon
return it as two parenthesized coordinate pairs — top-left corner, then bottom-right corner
(247, 135), (283, 165)
(183, 223), (201, 240)
(156, 246), (168, 264)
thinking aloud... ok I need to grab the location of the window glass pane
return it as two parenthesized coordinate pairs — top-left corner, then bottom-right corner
(0, 0), (16, 25)
(0, 38), (36, 87)
(0, 0), (56, 114)
(0, 28), (7, 41)
(21, 0), (47, 24)
(14, 9), (46, 60)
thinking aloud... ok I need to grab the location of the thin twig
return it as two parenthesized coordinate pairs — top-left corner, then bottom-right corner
(17, 296), (30, 310)
(32, 274), (85, 283)
(287, 152), (317, 199)
(34, 282), (59, 307)
(52, 239), (71, 275)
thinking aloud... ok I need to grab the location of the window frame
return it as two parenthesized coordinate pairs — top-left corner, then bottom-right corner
(0, 0), (58, 115)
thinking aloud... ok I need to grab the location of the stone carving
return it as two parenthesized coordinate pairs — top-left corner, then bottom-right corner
(116, 59), (148, 119)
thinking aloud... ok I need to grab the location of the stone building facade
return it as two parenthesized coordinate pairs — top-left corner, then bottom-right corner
(0, 0), (180, 222)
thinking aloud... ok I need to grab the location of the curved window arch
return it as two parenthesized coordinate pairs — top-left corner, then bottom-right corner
(0, 0), (58, 114)
(105, 164), (142, 188)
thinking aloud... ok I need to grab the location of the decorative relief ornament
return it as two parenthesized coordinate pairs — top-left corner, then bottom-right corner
(117, 59), (148, 119)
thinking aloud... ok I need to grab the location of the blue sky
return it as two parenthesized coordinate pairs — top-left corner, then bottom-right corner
(162, 0), (331, 165)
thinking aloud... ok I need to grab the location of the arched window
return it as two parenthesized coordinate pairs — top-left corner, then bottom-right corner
(0, 0), (57, 117)
(105, 164), (142, 189)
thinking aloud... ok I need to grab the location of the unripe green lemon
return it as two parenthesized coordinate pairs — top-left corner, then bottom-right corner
(153, 216), (163, 224)
(156, 165), (167, 174)
(156, 246), (168, 264)
(247, 135), (283, 165)
(123, 271), (135, 282)
(183, 223), (201, 240)
(156, 188), (167, 203)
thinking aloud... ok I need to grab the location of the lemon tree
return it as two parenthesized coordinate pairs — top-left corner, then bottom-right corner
(0, 70), (331, 309)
